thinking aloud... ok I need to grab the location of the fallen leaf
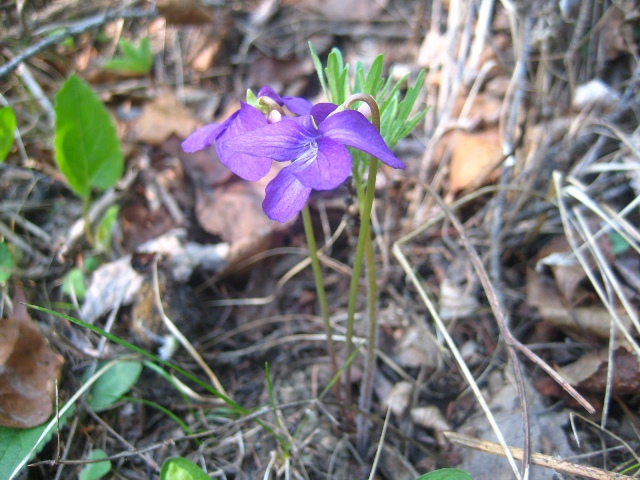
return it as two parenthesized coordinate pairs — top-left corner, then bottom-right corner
(133, 93), (200, 146)
(526, 267), (633, 339)
(292, 0), (388, 22)
(556, 346), (640, 394)
(449, 128), (503, 192)
(0, 290), (64, 428)
(157, 0), (215, 25)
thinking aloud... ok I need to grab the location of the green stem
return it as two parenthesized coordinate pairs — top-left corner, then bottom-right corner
(82, 196), (95, 247)
(343, 94), (381, 416)
(302, 205), (341, 402)
(356, 227), (378, 455)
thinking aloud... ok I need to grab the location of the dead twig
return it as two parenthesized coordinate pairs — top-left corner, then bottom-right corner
(444, 431), (634, 480)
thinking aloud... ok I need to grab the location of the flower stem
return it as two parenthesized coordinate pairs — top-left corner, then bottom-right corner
(82, 196), (95, 247)
(301, 204), (341, 403)
(343, 93), (381, 451)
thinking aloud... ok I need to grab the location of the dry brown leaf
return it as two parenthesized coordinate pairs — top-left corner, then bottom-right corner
(0, 292), (64, 428)
(526, 267), (633, 339)
(556, 346), (640, 394)
(449, 128), (503, 192)
(157, 0), (215, 25)
(134, 93), (200, 146)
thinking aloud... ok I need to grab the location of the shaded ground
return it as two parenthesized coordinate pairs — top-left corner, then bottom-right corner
(1, 0), (640, 479)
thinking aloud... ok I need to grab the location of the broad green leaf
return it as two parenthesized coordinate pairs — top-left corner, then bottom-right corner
(79, 449), (111, 480)
(95, 205), (119, 253)
(0, 407), (73, 480)
(54, 75), (123, 199)
(62, 268), (86, 300)
(86, 360), (142, 411)
(103, 38), (153, 74)
(417, 469), (472, 480)
(0, 241), (14, 283)
(0, 106), (16, 163)
(160, 457), (210, 480)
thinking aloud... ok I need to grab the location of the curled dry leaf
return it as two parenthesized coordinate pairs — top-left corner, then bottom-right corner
(448, 128), (503, 193)
(0, 295), (64, 428)
(556, 346), (640, 394)
(383, 381), (413, 417)
(410, 406), (451, 447)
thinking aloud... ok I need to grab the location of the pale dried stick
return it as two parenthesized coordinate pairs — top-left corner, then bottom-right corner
(151, 256), (228, 396)
(445, 431), (635, 480)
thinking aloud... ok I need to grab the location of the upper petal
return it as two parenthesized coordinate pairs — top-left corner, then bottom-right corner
(216, 103), (272, 181)
(181, 121), (228, 152)
(281, 96), (313, 116)
(310, 103), (338, 125)
(221, 118), (316, 161)
(290, 136), (352, 190)
(263, 166), (312, 222)
(319, 110), (405, 169)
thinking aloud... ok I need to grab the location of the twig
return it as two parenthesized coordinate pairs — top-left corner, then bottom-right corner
(0, 7), (157, 79)
(445, 431), (635, 480)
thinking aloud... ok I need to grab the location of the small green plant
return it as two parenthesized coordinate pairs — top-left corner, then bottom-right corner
(78, 450), (111, 480)
(54, 74), (124, 246)
(417, 469), (472, 480)
(84, 360), (143, 411)
(103, 37), (154, 75)
(160, 457), (210, 480)
(0, 241), (14, 284)
(0, 106), (16, 162)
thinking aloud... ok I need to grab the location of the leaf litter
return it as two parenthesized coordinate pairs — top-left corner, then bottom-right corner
(1, 0), (640, 478)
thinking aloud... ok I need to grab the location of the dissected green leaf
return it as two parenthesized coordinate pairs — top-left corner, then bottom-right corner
(160, 457), (210, 480)
(86, 360), (142, 411)
(95, 205), (119, 253)
(54, 75), (124, 199)
(79, 449), (111, 480)
(62, 267), (86, 300)
(308, 42), (329, 100)
(0, 241), (14, 283)
(0, 407), (73, 480)
(103, 38), (154, 74)
(416, 469), (472, 480)
(0, 106), (16, 163)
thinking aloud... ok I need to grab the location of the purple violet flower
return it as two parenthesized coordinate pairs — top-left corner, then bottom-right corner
(258, 85), (313, 116)
(222, 103), (405, 222)
(181, 102), (272, 181)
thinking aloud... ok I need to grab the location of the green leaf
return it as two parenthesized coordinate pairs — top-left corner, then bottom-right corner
(62, 268), (86, 300)
(0, 407), (73, 480)
(0, 106), (16, 163)
(0, 241), (14, 283)
(309, 42), (329, 100)
(325, 48), (349, 105)
(86, 360), (142, 411)
(363, 55), (384, 96)
(79, 450), (111, 480)
(160, 457), (210, 480)
(54, 75), (123, 199)
(95, 205), (119, 253)
(103, 38), (153, 74)
(609, 230), (631, 255)
(417, 469), (472, 480)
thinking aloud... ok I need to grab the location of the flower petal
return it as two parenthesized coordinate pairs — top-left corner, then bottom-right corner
(215, 103), (272, 181)
(310, 103), (338, 125)
(290, 136), (352, 190)
(263, 166), (312, 222)
(221, 118), (315, 161)
(320, 110), (405, 169)
(281, 96), (313, 116)
(181, 121), (227, 152)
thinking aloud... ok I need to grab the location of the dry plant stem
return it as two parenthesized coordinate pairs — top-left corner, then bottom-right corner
(342, 94), (381, 448)
(445, 431), (635, 480)
(151, 255), (228, 396)
(301, 204), (341, 403)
